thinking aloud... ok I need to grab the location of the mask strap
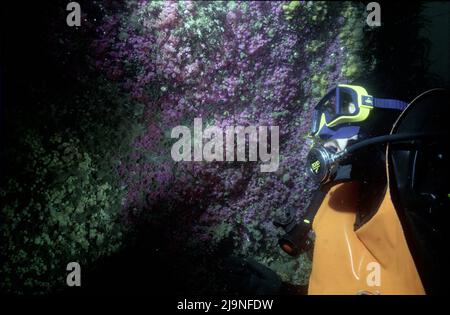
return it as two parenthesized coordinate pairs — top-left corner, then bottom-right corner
(372, 98), (408, 110)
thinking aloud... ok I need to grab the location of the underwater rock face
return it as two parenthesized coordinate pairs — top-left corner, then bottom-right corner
(92, 1), (365, 284)
(0, 1), (371, 293)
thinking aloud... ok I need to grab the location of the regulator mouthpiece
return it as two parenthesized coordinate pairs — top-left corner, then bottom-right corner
(306, 145), (345, 184)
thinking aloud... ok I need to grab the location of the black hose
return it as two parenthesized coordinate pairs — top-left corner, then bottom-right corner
(343, 132), (446, 156)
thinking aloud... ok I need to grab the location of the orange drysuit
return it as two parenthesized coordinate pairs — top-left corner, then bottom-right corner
(307, 181), (425, 295)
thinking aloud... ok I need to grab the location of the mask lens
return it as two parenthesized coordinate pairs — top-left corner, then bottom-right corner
(311, 89), (338, 135)
(338, 88), (358, 116)
(321, 92), (337, 120)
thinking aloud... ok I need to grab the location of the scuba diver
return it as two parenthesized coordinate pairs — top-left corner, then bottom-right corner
(277, 84), (449, 294)
(223, 84), (448, 295)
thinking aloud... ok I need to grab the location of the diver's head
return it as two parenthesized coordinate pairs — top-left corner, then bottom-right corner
(307, 84), (410, 185)
(306, 86), (450, 188)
